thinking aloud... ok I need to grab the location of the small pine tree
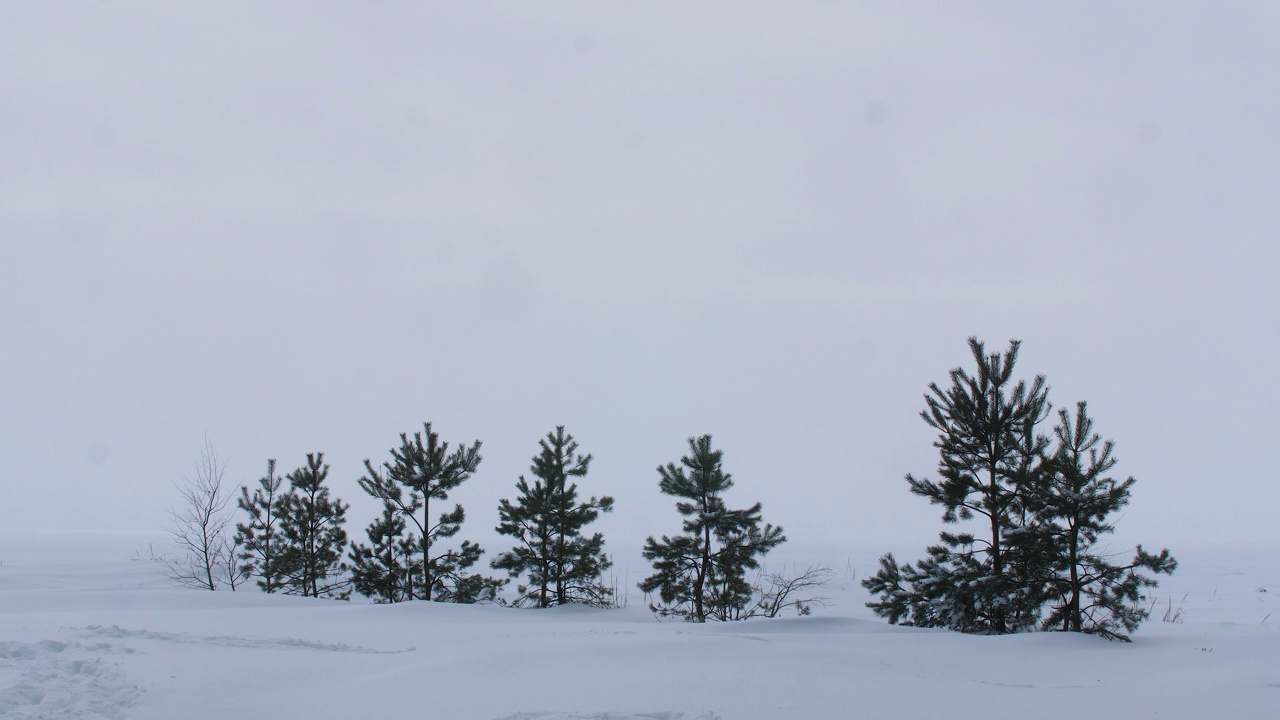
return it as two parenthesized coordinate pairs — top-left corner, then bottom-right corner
(235, 459), (290, 593)
(349, 502), (418, 603)
(1034, 402), (1177, 641)
(357, 422), (504, 603)
(862, 545), (987, 629)
(492, 426), (616, 607)
(278, 453), (350, 599)
(639, 435), (785, 622)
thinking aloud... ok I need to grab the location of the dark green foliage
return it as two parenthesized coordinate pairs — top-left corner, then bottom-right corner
(895, 337), (1051, 633)
(639, 435), (785, 622)
(492, 426), (616, 607)
(428, 538), (506, 603)
(348, 502), (417, 603)
(863, 338), (1176, 640)
(235, 459), (289, 593)
(864, 544), (1001, 630)
(493, 473), (556, 605)
(355, 422), (504, 603)
(278, 453), (350, 599)
(1034, 402), (1177, 641)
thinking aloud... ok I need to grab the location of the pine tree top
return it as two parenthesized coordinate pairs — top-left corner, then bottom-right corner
(658, 434), (734, 506)
(362, 422), (482, 502)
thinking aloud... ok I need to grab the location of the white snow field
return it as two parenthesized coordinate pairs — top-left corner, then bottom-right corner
(1, 542), (1277, 720)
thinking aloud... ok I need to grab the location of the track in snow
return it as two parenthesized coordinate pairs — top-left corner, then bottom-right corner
(0, 640), (142, 720)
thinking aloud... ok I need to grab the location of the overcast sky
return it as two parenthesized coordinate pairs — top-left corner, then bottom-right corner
(3, 2), (1277, 563)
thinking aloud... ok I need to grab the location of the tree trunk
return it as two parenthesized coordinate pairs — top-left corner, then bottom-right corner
(421, 496), (432, 601)
(1068, 529), (1081, 632)
(694, 523), (712, 622)
(988, 465), (1005, 633)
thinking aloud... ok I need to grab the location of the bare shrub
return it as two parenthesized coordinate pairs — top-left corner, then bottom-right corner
(164, 437), (241, 590)
(745, 563), (835, 618)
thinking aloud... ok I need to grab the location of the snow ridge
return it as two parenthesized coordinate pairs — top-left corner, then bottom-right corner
(495, 713), (723, 720)
(77, 624), (415, 654)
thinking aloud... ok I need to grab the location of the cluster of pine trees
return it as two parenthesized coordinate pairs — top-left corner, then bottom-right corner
(235, 454), (350, 598)
(348, 424), (500, 603)
(228, 425), (786, 620)
(175, 336), (1177, 639)
(235, 453), (350, 594)
(861, 338), (1177, 641)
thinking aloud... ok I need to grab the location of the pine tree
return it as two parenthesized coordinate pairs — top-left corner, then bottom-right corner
(492, 426), (615, 607)
(235, 459), (290, 593)
(357, 422), (504, 603)
(1033, 401), (1177, 641)
(864, 339), (1177, 640)
(493, 473), (555, 606)
(864, 337), (1051, 633)
(278, 453), (350, 599)
(348, 502), (418, 603)
(639, 435), (785, 622)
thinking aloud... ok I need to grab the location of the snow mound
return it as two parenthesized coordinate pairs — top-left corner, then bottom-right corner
(495, 713), (722, 720)
(0, 640), (142, 720)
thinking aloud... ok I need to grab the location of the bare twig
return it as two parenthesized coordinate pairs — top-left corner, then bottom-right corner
(746, 563), (835, 618)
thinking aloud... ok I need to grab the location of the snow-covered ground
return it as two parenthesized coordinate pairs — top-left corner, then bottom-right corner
(1, 539), (1277, 719)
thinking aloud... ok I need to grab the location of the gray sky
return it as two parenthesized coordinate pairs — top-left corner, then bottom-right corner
(3, 2), (1277, 560)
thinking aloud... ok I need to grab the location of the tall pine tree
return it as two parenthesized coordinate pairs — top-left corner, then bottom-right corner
(492, 426), (615, 607)
(865, 337), (1050, 633)
(357, 422), (503, 603)
(278, 453), (350, 599)
(639, 435), (785, 622)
